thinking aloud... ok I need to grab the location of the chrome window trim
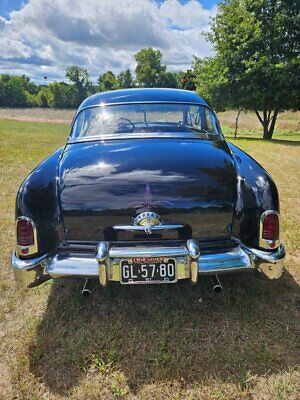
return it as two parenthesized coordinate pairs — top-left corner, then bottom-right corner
(259, 210), (280, 250)
(16, 216), (38, 257)
(68, 101), (222, 143)
(68, 133), (221, 144)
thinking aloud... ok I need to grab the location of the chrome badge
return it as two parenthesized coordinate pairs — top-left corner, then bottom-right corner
(134, 211), (161, 235)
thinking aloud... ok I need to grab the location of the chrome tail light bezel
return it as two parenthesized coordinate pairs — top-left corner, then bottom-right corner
(259, 210), (280, 250)
(16, 216), (38, 257)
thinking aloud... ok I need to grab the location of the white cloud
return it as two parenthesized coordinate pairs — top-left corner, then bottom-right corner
(0, 0), (216, 82)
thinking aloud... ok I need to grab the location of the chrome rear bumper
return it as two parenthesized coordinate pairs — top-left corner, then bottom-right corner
(11, 241), (285, 288)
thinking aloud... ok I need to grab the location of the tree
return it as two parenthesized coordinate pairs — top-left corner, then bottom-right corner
(193, 57), (233, 111)
(46, 82), (77, 108)
(157, 71), (178, 88)
(198, 0), (300, 139)
(135, 48), (166, 87)
(0, 75), (28, 107)
(66, 66), (89, 106)
(21, 74), (38, 95)
(177, 69), (196, 91)
(98, 71), (118, 91)
(117, 69), (135, 89)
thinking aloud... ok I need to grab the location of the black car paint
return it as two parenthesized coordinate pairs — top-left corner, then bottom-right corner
(228, 142), (279, 248)
(16, 148), (66, 256)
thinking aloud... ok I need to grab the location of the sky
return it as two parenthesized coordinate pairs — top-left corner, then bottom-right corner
(0, 0), (219, 83)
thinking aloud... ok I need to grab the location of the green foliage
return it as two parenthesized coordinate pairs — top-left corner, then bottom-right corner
(193, 57), (232, 111)
(177, 69), (196, 91)
(24, 92), (38, 107)
(135, 48), (166, 87)
(195, 0), (300, 139)
(0, 47), (187, 108)
(36, 87), (50, 107)
(98, 71), (118, 91)
(157, 71), (178, 88)
(66, 65), (90, 106)
(134, 48), (179, 88)
(46, 82), (77, 108)
(116, 69), (135, 89)
(0, 75), (31, 107)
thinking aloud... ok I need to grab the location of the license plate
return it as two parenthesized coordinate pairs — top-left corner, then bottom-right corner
(120, 257), (176, 284)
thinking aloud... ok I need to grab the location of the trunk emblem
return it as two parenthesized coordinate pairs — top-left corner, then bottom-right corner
(134, 211), (161, 235)
(129, 184), (172, 235)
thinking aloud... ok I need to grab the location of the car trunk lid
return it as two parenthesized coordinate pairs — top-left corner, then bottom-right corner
(58, 138), (237, 242)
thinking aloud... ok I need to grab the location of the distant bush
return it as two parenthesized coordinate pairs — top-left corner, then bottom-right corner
(0, 75), (29, 107)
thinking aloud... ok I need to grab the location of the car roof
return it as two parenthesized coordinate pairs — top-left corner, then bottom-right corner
(78, 88), (209, 112)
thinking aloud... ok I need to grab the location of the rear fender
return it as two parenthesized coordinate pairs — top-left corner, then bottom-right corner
(227, 142), (279, 248)
(16, 148), (66, 256)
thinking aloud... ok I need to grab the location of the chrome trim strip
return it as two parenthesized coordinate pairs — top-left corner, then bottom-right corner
(15, 216), (38, 257)
(109, 246), (188, 258)
(113, 224), (184, 232)
(259, 210), (280, 250)
(68, 133), (219, 144)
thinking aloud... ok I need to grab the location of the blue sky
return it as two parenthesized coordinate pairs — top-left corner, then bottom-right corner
(0, 0), (219, 82)
(0, 0), (28, 18)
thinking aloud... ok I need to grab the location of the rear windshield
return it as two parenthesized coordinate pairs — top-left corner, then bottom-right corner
(70, 103), (221, 140)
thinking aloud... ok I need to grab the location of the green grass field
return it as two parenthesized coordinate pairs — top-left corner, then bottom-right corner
(0, 116), (299, 399)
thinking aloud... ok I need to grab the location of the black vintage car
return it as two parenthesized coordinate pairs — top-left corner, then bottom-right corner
(12, 89), (285, 292)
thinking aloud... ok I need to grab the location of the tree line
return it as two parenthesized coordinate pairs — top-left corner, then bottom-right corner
(0, 0), (298, 139)
(0, 48), (195, 109)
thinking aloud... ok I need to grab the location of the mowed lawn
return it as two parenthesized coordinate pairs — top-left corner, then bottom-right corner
(0, 116), (299, 400)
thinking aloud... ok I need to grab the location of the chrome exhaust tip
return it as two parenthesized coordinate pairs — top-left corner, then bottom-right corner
(211, 275), (223, 293)
(81, 279), (92, 297)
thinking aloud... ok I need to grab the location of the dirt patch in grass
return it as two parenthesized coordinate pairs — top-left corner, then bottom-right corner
(0, 107), (75, 124)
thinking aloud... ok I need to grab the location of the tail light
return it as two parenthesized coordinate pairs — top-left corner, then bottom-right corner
(260, 211), (280, 250)
(16, 217), (38, 256)
(17, 219), (34, 246)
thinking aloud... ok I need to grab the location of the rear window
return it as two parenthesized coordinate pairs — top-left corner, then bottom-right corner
(71, 103), (220, 140)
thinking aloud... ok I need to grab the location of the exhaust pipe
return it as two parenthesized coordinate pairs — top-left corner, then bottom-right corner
(211, 275), (223, 293)
(81, 279), (92, 297)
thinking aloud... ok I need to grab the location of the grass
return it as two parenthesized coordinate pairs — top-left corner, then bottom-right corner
(219, 110), (300, 141)
(0, 114), (299, 400)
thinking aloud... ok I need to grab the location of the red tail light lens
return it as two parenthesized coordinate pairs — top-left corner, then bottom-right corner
(262, 213), (279, 241)
(17, 219), (34, 246)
